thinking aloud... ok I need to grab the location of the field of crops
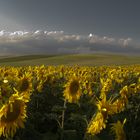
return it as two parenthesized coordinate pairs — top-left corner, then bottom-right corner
(0, 65), (140, 140)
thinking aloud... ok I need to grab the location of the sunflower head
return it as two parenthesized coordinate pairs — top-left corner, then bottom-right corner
(96, 93), (116, 119)
(63, 77), (81, 103)
(87, 112), (106, 134)
(20, 78), (30, 91)
(69, 79), (80, 95)
(111, 119), (126, 140)
(0, 92), (29, 138)
(18, 75), (32, 93)
(1, 100), (22, 123)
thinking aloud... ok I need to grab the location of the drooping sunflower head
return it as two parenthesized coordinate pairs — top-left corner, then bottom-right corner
(0, 92), (29, 138)
(96, 100), (107, 120)
(111, 119), (126, 140)
(87, 112), (106, 134)
(96, 93), (116, 119)
(63, 77), (81, 103)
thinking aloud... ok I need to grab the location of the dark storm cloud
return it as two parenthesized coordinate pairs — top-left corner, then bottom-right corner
(1, 0), (140, 56)
(0, 0), (140, 39)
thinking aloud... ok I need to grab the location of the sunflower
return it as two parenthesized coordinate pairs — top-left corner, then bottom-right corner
(63, 76), (81, 103)
(111, 87), (129, 113)
(87, 95), (114, 135)
(111, 119), (126, 140)
(87, 93), (120, 135)
(0, 92), (30, 138)
(96, 93), (117, 117)
(87, 112), (106, 134)
(17, 72), (32, 93)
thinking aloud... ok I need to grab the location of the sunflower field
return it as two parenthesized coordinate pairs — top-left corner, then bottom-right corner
(0, 65), (140, 140)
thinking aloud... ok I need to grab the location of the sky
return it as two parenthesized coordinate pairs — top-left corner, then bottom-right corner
(0, 0), (140, 55)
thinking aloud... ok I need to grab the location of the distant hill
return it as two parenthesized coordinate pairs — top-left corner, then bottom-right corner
(0, 53), (140, 66)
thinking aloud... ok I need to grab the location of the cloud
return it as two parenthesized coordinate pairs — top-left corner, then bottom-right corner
(0, 30), (139, 56)
(118, 38), (132, 47)
(88, 34), (115, 45)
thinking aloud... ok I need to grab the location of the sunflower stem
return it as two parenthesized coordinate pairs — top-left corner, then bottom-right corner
(60, 99), (66, 140)
(61, 99), (66, 129)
